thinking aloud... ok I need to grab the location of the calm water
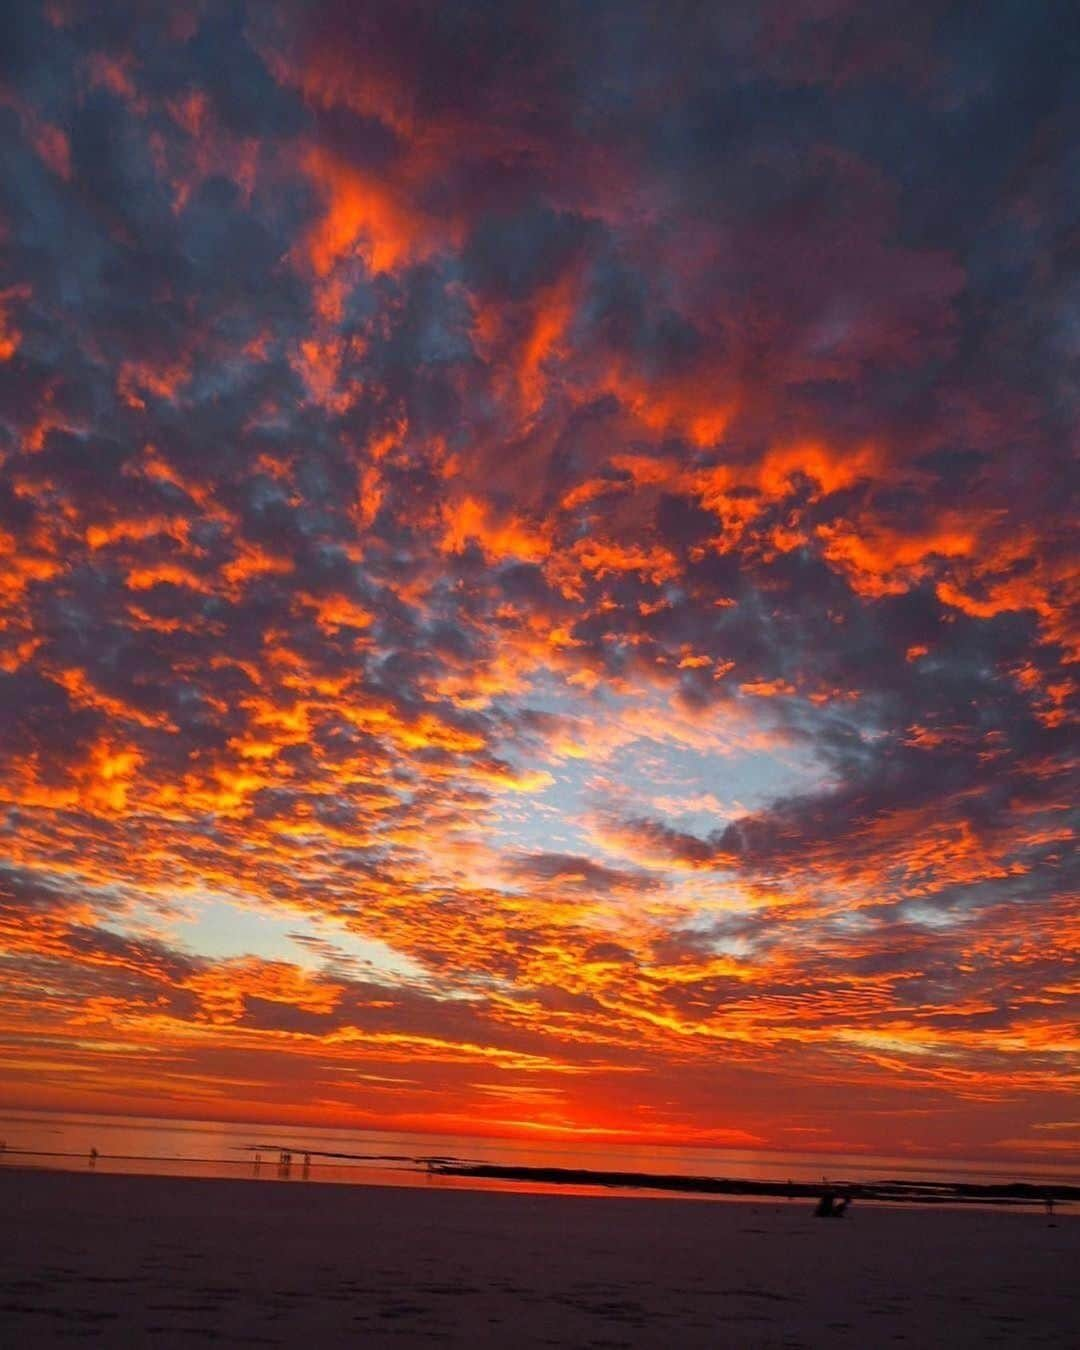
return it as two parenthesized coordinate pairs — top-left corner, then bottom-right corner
(0, 1109), (1074, 1202)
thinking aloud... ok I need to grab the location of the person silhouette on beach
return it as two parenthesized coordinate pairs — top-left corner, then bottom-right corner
(815, 1187), (851, 1217)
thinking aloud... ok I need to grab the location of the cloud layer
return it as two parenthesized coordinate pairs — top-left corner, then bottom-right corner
(0, 0), (1076, 1160)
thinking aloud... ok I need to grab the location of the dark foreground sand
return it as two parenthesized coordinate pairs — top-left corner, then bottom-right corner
(1, 1168), (1075, 1348)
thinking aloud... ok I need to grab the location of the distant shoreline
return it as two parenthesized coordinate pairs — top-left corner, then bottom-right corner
(3, 1148), (1076, 1209)
(425, 1161), (1078, 1207)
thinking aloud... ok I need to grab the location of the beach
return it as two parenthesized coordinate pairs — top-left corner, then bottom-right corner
(1, 1167), (1075, 1348)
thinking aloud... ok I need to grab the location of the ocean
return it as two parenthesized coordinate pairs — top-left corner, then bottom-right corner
(1, 1108), (1074, 1204)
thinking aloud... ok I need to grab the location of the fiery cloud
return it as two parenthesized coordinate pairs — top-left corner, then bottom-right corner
(0, 1), (1075, 1161)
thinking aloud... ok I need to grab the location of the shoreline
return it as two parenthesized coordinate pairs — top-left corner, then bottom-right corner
(3, 1148), (1075, 1213)
(427, 1160), (1078, 1207)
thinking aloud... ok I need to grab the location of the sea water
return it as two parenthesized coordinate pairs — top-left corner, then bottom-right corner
(0, 1108), (1074, 1201)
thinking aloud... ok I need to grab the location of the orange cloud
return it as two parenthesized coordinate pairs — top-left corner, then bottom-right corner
(300, 144), (442, 281)
(441, 495), (551, 565)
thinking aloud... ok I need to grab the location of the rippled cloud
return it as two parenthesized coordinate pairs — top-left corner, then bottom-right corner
(0, 0), (1076, 1159)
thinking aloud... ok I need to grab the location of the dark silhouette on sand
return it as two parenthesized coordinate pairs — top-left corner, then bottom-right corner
(814, 1187), (851, 1217)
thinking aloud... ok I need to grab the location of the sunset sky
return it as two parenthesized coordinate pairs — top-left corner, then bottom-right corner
(0, 1), (1076, 1162)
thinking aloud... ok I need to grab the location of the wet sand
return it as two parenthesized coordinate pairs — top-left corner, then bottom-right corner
(1, 1167), (1075, 1347)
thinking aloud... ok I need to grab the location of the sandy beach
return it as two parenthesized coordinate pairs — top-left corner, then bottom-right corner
(0, 1168), (1075, 1348)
